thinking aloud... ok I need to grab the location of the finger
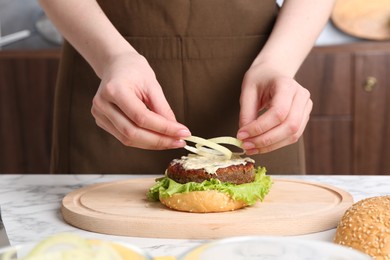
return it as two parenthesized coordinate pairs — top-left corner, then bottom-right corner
(93, 104), (187, 150)
(246, 110), (310, 155)
(244, 98), (312, 155)
(93, 107), (130, 144)
(244, 85), (311, 149)
(146, 81), (177, 122)
(239, 80), (260, 129)
(114, 91), (190, 138)
(238, 80), (296, 140)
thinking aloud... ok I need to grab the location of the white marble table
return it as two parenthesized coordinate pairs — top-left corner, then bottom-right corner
(0, 174), (389, 258)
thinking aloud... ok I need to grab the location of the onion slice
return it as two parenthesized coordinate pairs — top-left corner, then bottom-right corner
(198, 136), (244, 155)
(184, 136), (245, 159)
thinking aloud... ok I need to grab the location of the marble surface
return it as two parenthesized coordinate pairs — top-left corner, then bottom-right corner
(0, 174), (389, 258)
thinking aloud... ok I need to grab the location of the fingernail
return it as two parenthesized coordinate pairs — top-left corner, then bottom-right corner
(177, 129), (191, 137)
(172, 139), (186, 148)
(237, 131), (249, 140)
(242, 142), (255, 150)
(246, 149), (259, 155)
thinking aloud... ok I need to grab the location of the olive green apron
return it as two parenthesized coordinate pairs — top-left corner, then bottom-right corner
(51, 0), (306, 174)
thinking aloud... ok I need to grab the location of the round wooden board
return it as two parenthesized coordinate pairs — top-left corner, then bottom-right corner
(331, 0), (390, 40)
(61, 178), (353, 239)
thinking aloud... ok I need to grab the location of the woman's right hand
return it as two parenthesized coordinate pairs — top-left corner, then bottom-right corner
(91, 51), (191, 150)
(39, 0), (191, 150)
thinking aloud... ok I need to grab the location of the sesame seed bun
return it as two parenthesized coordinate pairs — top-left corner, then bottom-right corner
(334, 196), (390, 259)
(159, 191), (247, 213)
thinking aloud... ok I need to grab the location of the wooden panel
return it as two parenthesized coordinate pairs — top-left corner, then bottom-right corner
(296, 51), (352, 116)
(62, 178), (353, 239)
(0, 50), (60, 173)
(304, 118), (352, 175)
(297, 46), (353, 174)
(354, 52), (390, 174)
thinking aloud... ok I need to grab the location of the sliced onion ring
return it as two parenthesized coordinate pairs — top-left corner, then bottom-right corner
(196, 136), (245, 155)
(184, 145), (226, 158)
(184, 136), (232, 159)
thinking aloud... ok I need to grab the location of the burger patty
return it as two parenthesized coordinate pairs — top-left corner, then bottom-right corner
(166, 160), (255, 185)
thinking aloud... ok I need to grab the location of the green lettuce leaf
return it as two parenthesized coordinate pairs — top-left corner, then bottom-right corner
(147, 167), (272, 206)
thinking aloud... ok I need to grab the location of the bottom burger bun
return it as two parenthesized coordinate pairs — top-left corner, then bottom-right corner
(159, 190), (247, 213)
(334, 196), (390, 259)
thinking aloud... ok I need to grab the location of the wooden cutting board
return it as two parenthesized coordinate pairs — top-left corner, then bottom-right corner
(61, 178), (353, 239)
(331, 0), (390, 40)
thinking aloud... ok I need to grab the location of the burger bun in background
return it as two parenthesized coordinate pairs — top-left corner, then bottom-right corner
(334, 196), (390, 259)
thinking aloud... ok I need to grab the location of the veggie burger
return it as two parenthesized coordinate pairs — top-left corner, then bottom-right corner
(147, 136), (272, 213)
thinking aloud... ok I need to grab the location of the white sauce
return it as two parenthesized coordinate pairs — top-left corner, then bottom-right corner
(172, 155), (254, 174)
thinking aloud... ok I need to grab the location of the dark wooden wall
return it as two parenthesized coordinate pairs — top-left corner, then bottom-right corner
(0, 50), (60, 173)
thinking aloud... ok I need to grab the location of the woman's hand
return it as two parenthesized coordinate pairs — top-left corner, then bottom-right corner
(237, 63), (312, 155)
(235, 0), (334, 155)
(91, 52), (191, 150)
(39, 1), (191, 150)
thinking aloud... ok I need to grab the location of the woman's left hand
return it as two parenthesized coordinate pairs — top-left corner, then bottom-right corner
(237, 64), (312, 155)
